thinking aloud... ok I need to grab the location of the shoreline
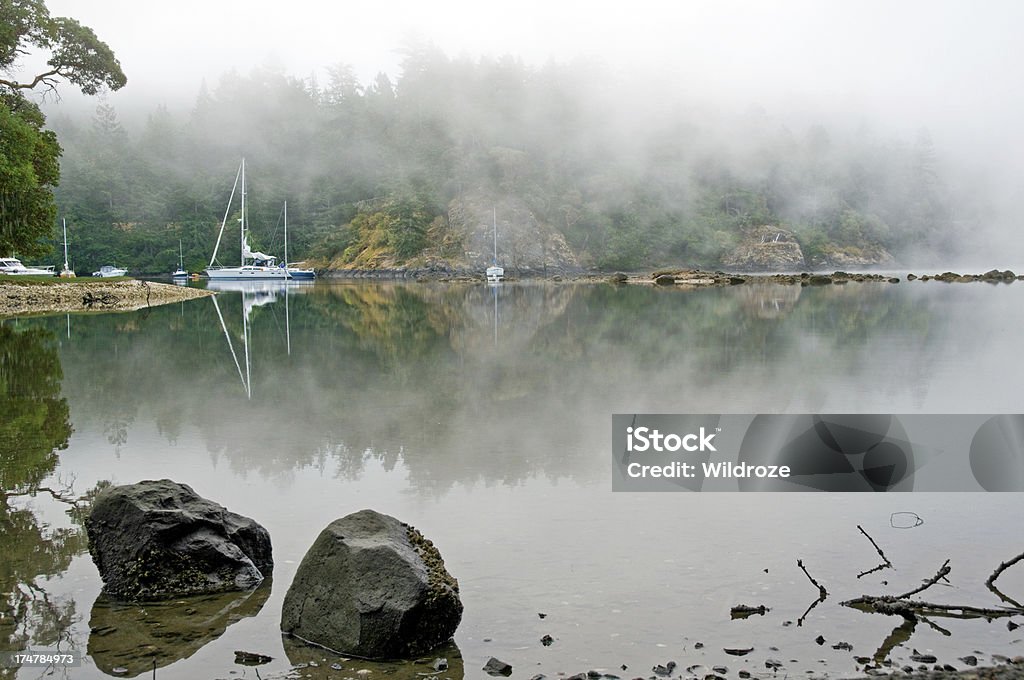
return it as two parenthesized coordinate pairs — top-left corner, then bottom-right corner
(0, 279), (213, 318)
(2, 266), (1018, 317)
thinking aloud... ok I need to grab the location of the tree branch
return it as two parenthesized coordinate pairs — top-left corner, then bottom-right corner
(0, 67), (63, 91)
(797, 559), (828, 599)
(986, 550), (1024, 609)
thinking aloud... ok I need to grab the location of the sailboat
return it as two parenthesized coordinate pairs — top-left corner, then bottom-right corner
(172, 239), (188, 280)
(59, 218), (75, 278)
(485, 208), (504, 283)
(205, 159), (290, 280)
(283, 201), (315, 280)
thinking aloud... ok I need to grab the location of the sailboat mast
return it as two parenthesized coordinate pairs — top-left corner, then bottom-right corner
(240, 158), (246, 267)
(284, 200), (288, 269)
(62, 219), (69, 270)
(492, 207), (497, 264)
(209, 161), (243, 267)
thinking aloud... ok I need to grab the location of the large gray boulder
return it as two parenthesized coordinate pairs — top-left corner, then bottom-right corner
(281, 509), (462, 659)
(85, 479), (272, 601)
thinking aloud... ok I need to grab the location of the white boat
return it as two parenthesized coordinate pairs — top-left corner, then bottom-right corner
(283, 201), (315, 280)
(0, 257), (55, 276)
(206, 159), (291, 280)
(172, 239), (188, 279)
(92, 265), (128, 277)
(59, 219), (75, 278)
(485, 207), (504, 283)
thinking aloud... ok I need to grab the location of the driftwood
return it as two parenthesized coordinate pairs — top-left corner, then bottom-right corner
(986, 550), (1024, 609)
(843, 558), (1024, 620)
(856, 524), (893, 579)
(785, 528), (1024, 669)
(795, 559), (828, 627)
(797, 559), (827, 598)
(82, 292), (119, 306)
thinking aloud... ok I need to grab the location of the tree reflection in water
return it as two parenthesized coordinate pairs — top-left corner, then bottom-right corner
(0, 323), (80, 677)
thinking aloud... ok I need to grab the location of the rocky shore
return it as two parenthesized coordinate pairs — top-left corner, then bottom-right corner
(607, 268), (1021, 287)
(0, 279), (212, 317)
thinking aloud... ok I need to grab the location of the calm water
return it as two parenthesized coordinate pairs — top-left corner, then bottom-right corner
(2, 279), (1023, 679)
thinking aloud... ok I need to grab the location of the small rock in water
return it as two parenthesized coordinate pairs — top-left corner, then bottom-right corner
(541, 634), (554, 646)
(814, 636), (826, 646)
(730, 604), (768, 619)
(234, 650), (274, 666)
(694, 642), (704, 649)
(909, 650), (937, 664)
(958, 655), (978, 666)
(1009, 620), (1020, 631)
(652, 661), (677, 676)
(431, 658), (448, 672)
(739, 672), (751, 679)
(588, 671), (602, 678)
(530, 675), (547, 680)
(538, 612), (548, 619)
(832, 642), (852, 651)
(483, 657), (513, 676)
(724, 648), (753, 657)
(765, 659), (783, 671)
(712, 666), (728, 674)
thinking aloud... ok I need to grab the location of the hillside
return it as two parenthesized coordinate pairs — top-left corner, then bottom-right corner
(42, 51), (963, 275)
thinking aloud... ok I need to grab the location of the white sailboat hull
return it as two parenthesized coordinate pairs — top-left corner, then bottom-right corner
(205, 266), (291, 280)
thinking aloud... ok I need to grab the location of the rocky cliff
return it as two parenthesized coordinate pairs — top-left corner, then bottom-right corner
(723, 226), (806, 271)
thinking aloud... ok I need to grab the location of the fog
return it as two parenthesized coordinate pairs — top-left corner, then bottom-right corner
(25, 0), (1024, 266)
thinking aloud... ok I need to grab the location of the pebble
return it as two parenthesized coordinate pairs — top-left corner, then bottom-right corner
(483, 657), (513, 677)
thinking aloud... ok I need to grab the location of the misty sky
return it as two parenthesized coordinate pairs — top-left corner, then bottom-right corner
(31, 0), (1024, 222)
(41, 1), (1023, 121)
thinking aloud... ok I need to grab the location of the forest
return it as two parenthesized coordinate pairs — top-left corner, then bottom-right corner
(42, 46), (964, 275)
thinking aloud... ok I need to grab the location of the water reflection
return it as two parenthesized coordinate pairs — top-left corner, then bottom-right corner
(87, 585), (271, 676)
(4, 282), (1024, 679)
(24, 282), (951, 490)
(282, 637), (464, 680)
(0, 323), (80, 677)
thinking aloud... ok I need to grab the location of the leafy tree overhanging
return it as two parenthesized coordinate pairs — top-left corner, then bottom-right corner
(0, 0), (125, 257)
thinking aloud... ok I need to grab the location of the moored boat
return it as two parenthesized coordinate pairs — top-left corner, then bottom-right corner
(92, 265), (128, 277)
(0, 257), (55, 276)
(205, 159), (291, 280)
